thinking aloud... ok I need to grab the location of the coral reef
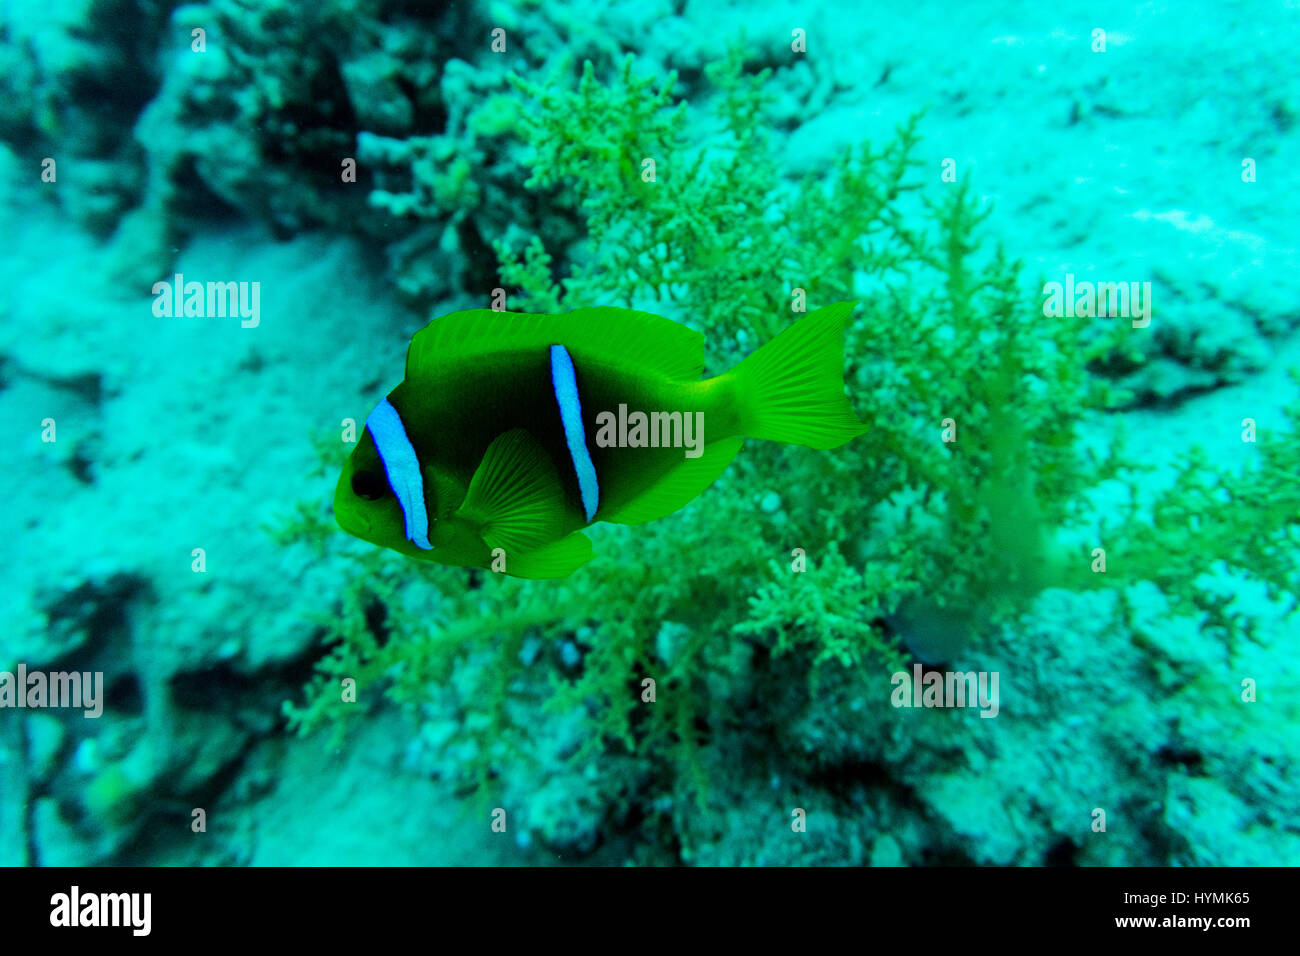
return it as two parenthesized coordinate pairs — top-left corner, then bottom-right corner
(276, 52), (1300, 863)
(3, 0), (1297, 866)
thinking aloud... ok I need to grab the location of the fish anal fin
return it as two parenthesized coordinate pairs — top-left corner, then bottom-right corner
(600, 437), (744, 525)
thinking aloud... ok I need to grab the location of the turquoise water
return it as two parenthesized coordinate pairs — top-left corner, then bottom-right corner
(1, 0), (1297, 866)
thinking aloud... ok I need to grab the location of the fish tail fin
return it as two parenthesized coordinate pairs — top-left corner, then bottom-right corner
(727, 302), (868, 449)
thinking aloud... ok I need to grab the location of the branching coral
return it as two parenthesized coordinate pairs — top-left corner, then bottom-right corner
(276, 50), (1300, 860)
(497, 49), (921, 348)
(1101, 375), (1300, 645)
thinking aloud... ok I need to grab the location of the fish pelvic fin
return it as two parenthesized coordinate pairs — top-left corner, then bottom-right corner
(499, 531), (594, 579)
(726, 302), (868, 449)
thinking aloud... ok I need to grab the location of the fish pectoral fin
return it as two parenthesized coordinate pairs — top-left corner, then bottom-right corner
(601, 437), (744, 525)
(454, 428), (568, 555)
(503, 532), (594, 579)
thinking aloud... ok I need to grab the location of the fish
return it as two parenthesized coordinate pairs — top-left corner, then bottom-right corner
(333, 302), (867, 578)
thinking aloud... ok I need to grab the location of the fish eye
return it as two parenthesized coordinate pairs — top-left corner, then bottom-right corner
(351, 469), (387, 501)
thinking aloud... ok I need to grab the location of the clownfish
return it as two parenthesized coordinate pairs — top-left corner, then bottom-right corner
(333, 302), (867, 578)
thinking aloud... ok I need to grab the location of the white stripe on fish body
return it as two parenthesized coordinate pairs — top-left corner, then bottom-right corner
(549, 344), (599, 522)
(365, 398), (434, 550)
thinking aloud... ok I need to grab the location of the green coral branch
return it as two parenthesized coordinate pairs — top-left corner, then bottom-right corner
(1101, 379), (1300, 642)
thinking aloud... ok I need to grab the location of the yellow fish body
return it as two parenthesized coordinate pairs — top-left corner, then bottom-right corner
(334, 303), (866, 578)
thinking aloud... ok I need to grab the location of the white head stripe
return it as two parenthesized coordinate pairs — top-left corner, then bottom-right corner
(550, 345), (599, 522)
(365, 398), (433, 550)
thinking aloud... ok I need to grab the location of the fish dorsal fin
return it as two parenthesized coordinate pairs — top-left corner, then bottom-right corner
(600, 437), (744, 525)
(455, 429), (568, 556)
(406, 307), (706, 382)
